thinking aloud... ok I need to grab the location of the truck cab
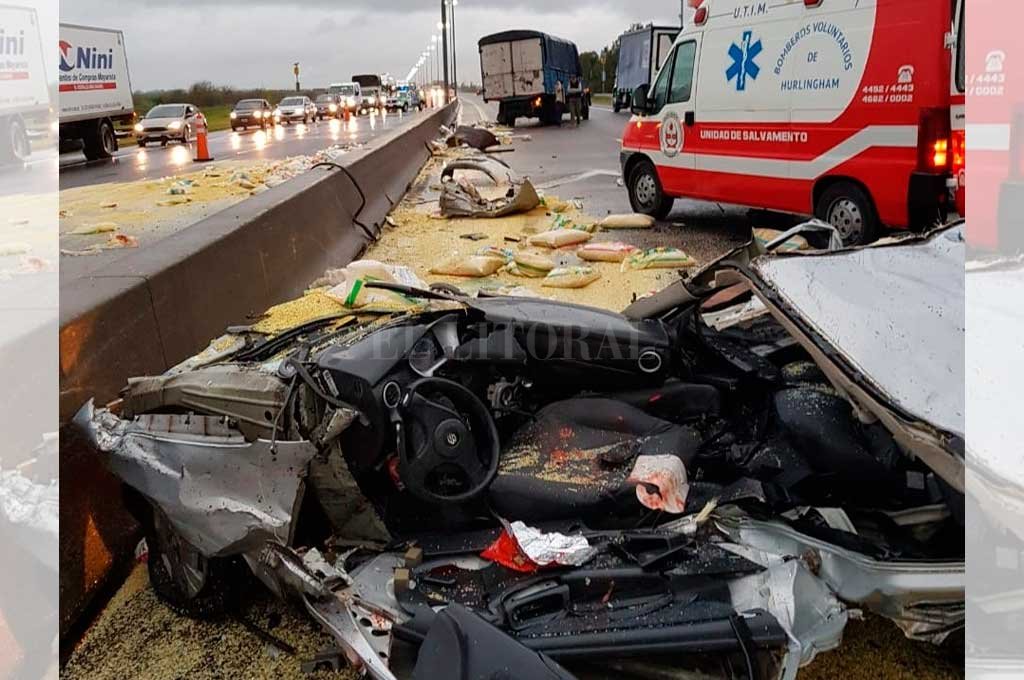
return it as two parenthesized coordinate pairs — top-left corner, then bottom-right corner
(352, 74), (384, 114)
(478, 30), (589, 127)
(329, 82), (362, 115)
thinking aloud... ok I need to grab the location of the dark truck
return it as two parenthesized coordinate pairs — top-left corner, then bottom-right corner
(612, 24), (678, 112)
(478, 30), (589, 127)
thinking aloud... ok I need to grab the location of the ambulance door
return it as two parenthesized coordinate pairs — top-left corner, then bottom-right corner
(653, 37), (701, 193)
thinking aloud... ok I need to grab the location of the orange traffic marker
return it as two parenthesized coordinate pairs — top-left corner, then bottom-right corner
(193, 117), (214, 162)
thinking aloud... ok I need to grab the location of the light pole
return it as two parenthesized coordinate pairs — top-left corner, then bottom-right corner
(450, 0), (458, 95)
(439, 8), (450, 104)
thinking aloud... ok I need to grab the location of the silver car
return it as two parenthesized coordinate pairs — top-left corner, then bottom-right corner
(134, 103), (203, 147)
(274, 96), (315, 124)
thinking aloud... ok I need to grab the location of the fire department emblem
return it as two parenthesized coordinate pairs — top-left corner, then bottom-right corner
(660, 111), (684, 157)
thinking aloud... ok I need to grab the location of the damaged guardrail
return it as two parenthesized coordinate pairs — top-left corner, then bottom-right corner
(57, 101), (458, 641)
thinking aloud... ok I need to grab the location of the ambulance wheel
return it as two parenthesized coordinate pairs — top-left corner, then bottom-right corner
(628, 159), (674, 220)
(816, 182), (878, 245)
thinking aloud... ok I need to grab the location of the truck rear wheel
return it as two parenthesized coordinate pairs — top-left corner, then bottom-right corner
(0, 116), (31, 164)
(83, 120), (117, 161)
(628, 159), (674, 220)
(815, 181), (879, 245)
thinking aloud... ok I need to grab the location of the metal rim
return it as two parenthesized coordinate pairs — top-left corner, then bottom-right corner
(101, 125), (116, 155)
(152, 511), (207, 599)
(10, 121), (30, 161)
(634, 171), (658, 208)
(826, 197), (864, 243)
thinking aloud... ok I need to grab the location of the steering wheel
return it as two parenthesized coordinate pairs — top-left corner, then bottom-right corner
(397, 377), (500, 504)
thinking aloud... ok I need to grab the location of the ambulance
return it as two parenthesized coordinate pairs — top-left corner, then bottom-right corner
(620, 0), (957, 244)
(962, 0), (1024, 251)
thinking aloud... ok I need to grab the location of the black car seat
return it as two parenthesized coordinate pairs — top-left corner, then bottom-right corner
(488, 398), (701, 524)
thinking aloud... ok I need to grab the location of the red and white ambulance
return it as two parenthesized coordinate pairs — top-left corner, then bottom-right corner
(620, 0), (957, 244)
(962, 0), (1024, 251)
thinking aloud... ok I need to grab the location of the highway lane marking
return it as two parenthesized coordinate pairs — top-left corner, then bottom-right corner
(465, 98), (490, 123)
(536, 169), (620, 189)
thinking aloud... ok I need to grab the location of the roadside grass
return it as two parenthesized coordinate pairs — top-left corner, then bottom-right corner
(200, 105), (233, 132)
(591, 93), (613, 106)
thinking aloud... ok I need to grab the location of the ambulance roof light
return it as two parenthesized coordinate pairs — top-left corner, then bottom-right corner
(694, 6), (708, 24)
(804, 0), (823, 6)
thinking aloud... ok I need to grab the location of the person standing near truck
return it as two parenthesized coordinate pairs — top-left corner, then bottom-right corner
(554, 80), (565, 125)
(567, 76), (583, 127)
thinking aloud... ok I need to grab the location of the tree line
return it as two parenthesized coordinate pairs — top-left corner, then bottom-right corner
(133, 81), (325, 112)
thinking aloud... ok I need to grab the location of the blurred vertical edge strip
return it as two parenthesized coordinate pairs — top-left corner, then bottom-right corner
(0, 0), (60, 677)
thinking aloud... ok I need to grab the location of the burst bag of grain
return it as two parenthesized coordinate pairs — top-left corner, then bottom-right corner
(621, 247), (697, 271)
(528, 229), (592, 248)
(598, 213), (656, 229)
(576, 241), (638, 263)
(541, 266), (601, 289)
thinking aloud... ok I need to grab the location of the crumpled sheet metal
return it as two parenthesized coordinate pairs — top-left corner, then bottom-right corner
(717, 513), (964, 644)
(0, 466), (58, 572)
(75, 400), (317, 557)
(439, 160), (540, 218)
(727, 558), (848, 680)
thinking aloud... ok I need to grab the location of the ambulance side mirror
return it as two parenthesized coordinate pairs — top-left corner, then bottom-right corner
(631, 84), (651, 115)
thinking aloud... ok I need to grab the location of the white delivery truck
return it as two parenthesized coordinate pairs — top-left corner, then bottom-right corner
(0, 4), (50, 164)
(58, 23), (134, 160)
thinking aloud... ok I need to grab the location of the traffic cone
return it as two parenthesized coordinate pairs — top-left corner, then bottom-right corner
(193, 118), (214, 162)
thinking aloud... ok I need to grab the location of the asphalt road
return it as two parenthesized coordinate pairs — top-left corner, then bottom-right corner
(58, 106), (436, 189)
(458, 93), (754, 259)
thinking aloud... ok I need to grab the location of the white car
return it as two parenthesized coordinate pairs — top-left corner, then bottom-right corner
(134, 104), (204, 147)
(274, 96), (315, 124)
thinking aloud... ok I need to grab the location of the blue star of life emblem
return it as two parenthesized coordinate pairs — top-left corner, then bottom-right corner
(726, 30), (763, 91)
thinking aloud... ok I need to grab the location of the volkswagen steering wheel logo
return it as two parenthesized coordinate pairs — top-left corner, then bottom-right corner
(446, 431), (459, 446)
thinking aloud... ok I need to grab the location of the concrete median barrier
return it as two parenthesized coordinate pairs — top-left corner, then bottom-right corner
(58, 101), (458, 640)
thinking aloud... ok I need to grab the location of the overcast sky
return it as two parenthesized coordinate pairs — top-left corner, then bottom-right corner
(60, 0), (682, 91)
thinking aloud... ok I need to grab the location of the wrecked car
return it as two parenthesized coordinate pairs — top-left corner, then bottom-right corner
(76, 222), (965, 679)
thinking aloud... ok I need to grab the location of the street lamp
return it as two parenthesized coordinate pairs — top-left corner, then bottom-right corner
(449, 0), (458, 96)
(440, 1), (450, 104)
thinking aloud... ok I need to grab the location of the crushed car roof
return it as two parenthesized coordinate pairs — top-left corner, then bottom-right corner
(750, 225), (965, 441)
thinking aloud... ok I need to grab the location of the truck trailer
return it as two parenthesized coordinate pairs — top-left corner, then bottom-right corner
(613, 25), (679, 113)
(478, 30), (588, 127)
(58, 23), (134, 160)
